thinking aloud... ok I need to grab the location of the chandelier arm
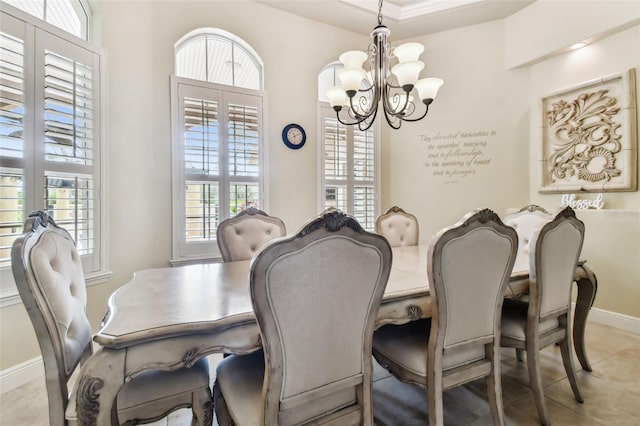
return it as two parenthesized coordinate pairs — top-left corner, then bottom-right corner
(382, 106), (402, 129)
(335, 109), (369, 127)
(357, 105), (379, 131)
(402, 101), (432, 122)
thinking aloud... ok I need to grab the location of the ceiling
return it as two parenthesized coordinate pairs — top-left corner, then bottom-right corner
(258, 0), (535, 40)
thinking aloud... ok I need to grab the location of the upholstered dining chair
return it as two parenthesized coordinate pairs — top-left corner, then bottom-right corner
(372, 208), (518, 426)
(375, 205), (419, 247)
(503, 205), (553, 275)
(216, 207), (286, 262)
(213, 209), (392, 425)
(11, 211), (213, 426)
(500, 207), (585, 426)
(503, 204), (554, 362)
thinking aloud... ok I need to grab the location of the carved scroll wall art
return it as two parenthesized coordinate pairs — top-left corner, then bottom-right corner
(540, 69), (637, 193)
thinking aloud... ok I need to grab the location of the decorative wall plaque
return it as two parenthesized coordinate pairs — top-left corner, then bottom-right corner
(540, 69), (637, 193)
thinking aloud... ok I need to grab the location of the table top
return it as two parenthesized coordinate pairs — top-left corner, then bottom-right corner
(96, 245), (528, 349)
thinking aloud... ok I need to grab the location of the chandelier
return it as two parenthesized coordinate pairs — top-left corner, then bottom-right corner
(326, 0), (444, 130)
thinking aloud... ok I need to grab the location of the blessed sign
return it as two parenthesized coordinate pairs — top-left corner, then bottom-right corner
(560, 194), (604, 210)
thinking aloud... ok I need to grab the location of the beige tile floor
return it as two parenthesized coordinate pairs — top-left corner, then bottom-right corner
(1, 322), (638, 425)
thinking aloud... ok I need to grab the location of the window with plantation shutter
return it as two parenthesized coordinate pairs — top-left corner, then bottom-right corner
(171, 77), (265, 263)
(172, 29), (265, 263)
(0, 6), (106, 304)
(318, 103), (379, 230)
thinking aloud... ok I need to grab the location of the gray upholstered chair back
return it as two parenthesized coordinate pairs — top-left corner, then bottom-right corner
(11, 211), (93, 426)
(429, 209), (518, 350)
(250, 210), (392, 425)
(375, 205), (419, 247)
(503, 205), (552, 274)
(529, 207), (585, 320)
(216, 207), (286, 262)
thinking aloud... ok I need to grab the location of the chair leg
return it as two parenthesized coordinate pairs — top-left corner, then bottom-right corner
(559, 336), (584, 403)
(427, 368), (444, 426)
(486, 345), (505, 426)
(526, 339), (550, 426)
(191, 387), (214, 426)
(516, 348), (525, 362)
(485, 341), (504, 426)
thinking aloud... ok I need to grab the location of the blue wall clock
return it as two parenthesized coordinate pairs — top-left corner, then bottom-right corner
(282, 123), (306, 149)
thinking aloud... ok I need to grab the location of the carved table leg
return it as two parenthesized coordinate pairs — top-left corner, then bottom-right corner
(574, 262), (598, 372)
(74, 347), (126, 425)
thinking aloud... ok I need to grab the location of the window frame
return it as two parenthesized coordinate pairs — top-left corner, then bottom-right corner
(170, 75), (268, 265)
(0, 4), (109, 307)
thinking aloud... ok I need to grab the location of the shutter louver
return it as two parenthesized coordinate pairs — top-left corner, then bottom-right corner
(323, 117), (347, 180)
(183, 96), (220, 242)
(44, 50), (94, 165)
(44, 173), (94, 255)
(0, 31), (24, 160)
(0, 30), (25, 268)
(228, 103), (259, 177)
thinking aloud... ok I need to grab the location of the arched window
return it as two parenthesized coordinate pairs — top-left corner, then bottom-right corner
(0, 0), (90, 40)
(171, 28), (266, 264)
(317, 63), (380, 230)
(175, 28), (263, 90)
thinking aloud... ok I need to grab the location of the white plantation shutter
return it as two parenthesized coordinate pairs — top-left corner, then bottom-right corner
(319, 104), (379, 230)
(0, 8), (105, 300)
(0, 17), (26, 270)
(172, 77), (264, 262)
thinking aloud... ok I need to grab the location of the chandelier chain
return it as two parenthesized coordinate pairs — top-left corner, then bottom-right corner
(377, 0), (383, 25)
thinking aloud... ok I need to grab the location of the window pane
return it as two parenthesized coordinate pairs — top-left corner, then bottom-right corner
(185, 181), (219, 242)
(1, 0), (87, 40)
(354, 128), (374, 180)
(184, 97), (219, 175)
(44, 50), (94, 165)
(46, 0), (82, 39)
(354, 185), (375, 230)
(228, 103), (259, 177)
(0, 31), (24, 159)
(44, 173), (94, 255)
(229, 182), (258, 216)
(175, 35), (207, 82)
(324, 185), (347, 212)
(232, 44), (260, 90)
(323, 117), (347, 180)
(0, 170), (23, 268)
(176, 31), (263, 90)
(206, 36), (233, 86)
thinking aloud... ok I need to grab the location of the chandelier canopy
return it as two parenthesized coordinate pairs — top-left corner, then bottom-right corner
(326, 0), (443, 130)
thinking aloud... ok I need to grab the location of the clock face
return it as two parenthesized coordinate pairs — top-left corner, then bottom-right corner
(287, 127), (303, 145)
(282, 124), (306, 149)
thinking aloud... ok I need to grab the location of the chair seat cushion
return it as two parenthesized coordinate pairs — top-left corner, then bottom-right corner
(117, 357), (210, 410)
(216, 350), (265, 425)
(501, 299), (559, 340)
(372, 319), (485, 384)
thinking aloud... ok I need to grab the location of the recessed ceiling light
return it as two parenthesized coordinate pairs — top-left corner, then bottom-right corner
(571, 42), (587, 50)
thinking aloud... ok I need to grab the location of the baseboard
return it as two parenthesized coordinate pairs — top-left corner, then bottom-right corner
(0, 356), (43, 395)
(586, 307), (640, 335)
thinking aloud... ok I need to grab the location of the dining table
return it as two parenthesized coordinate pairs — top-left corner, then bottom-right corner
(72, 245), (597, 425)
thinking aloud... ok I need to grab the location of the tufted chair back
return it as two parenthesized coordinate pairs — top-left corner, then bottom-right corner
(11, 211), (93, 425)
(216, 207), (286, 262)
(375, 205), (419, 247)
(12, 211), (214, 426)
(503, 205), (553, 274)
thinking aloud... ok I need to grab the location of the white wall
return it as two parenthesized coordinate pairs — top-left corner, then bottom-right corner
(1, 0), (638, 373)
(381, 19), (530, 243)
(525, 23), (640, 317)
